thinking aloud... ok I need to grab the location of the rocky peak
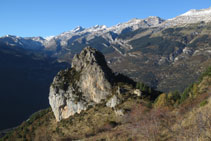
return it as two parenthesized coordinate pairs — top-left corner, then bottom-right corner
(49, 47), (115, 121)
(72, 26), (85, 33)
(72, 47), (113, 76)
(49, 46), (141, 121)
(71, 47), (114, 102)
(144, 16), (165, 26)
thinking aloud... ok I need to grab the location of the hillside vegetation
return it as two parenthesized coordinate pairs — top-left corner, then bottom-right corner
(1, 66), (211, 141)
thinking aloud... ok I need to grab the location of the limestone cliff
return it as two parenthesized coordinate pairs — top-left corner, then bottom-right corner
(49, 47), (132, 121)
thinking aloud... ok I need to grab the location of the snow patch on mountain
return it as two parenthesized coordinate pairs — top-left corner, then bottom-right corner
(163, 7), (211, 27)
(72, 26), (85, 33)
(0, 35), (44, 50)
(45, 36), (55, 41)
(108, 16), (164, 34)
(1, 7), (211, 53)
(181, 7), (211, 16)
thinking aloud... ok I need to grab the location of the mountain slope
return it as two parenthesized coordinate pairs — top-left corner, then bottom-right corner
(0, 43), (69, 130)
(163, 7), (211, 27)
(1, 49), (210, 141)
(114, 22), (211, 92)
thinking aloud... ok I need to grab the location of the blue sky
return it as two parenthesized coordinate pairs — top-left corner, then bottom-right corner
(0, 0), (210, 37)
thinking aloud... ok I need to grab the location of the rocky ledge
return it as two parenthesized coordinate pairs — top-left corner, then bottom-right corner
(49, 46), (141, 121)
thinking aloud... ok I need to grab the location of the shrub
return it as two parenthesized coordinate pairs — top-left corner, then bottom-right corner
(180, 84), (193, 103)
(199, 100), (208, 107)
(199, 66), (211, 82)
(167, 91), (181, 106)
(136, 82), (151, 94)
(154, 93), (168, 108)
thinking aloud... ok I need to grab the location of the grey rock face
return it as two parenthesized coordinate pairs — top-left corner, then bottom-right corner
(71, 47), (114, 103)
(49, 47), (115, 121)
(106, 95), (120, 108)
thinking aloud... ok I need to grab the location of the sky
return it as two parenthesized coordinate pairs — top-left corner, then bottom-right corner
(0, 0), (210, 37)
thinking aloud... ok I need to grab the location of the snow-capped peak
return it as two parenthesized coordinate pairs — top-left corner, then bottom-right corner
(181, 7), (211, 16)
(101, 25), (107, 29)
(72, 26), (85, 33)
(93, 25), (100, 28)
(91, 25), (107, 30)
(164, 7), (211, 27)
(45, 36), (54, 41)
(128, 18), (143, 24)
(2, 35), (19, 38)
(108, 16), (164, 34)
(83, 25), (107, 33)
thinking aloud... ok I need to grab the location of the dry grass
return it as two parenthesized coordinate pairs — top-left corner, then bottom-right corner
(1, 75), (211, 141)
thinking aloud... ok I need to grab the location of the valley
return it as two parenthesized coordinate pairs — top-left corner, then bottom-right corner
(0, 7), (211, 140)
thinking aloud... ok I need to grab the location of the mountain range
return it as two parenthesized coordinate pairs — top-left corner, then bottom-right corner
(1, 7), (211, 92)
(0, 7), (211, 130)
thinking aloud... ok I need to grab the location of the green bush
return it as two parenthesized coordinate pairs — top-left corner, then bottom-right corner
(199, 100), (208, 107)
(171, 91), (181, 102)
(136, 82), (151, 94)
(199, 66), (211, 82)
(136, 82), (161, 101)
(179, 84), (193, 104)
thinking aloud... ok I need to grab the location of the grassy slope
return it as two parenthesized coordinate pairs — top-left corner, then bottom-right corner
(1, 67), (211, 141)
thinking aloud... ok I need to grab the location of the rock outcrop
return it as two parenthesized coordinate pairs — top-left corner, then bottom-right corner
(49, 47), (118, 121)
